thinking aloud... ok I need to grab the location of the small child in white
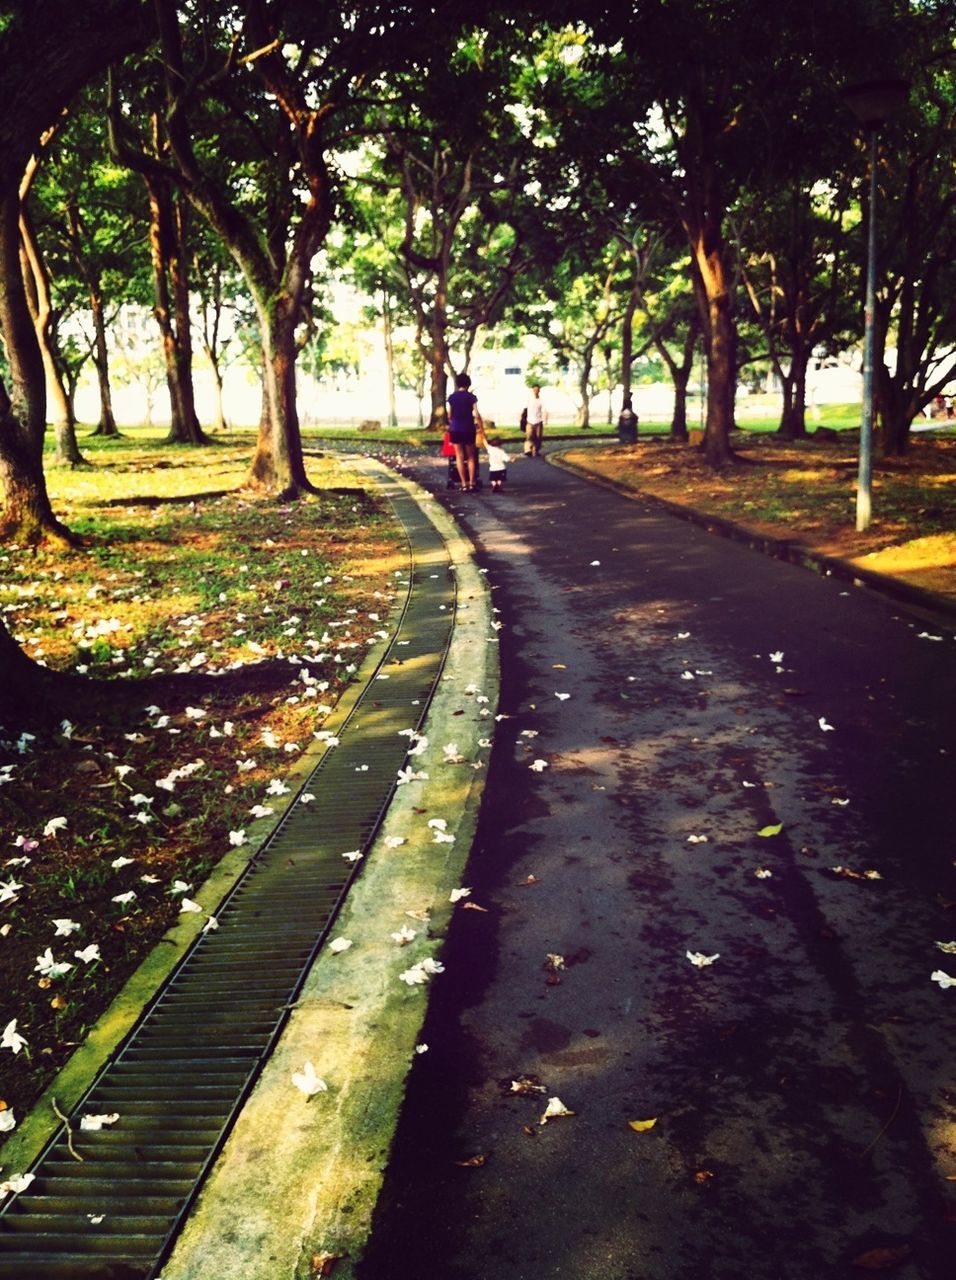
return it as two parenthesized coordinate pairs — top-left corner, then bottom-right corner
(484, 436), (511, 492)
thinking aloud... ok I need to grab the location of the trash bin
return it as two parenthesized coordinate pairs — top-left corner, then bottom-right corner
(617, 407), (638, 443)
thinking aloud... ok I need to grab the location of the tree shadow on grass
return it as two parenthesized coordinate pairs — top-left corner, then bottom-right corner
(0, 656), (300, 734)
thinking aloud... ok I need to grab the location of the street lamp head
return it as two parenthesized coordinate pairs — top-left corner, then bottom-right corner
(840, 78), (910, 130)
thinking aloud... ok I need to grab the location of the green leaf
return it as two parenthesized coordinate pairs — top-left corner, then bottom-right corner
(757, 823), (783, 837)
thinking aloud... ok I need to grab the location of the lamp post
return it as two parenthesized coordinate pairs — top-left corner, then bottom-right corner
(841, 78), (909, 532)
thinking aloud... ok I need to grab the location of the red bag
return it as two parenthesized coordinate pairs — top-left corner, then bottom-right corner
(441, 430), (456, 458)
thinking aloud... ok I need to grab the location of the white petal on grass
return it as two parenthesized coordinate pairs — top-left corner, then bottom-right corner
(43, 817), (67, 837)
(228, 830), (248, 847)
(179, 899), (203, 914)
(427, 818), (448, 831)
(686, 951), (720, 968)
(35, 948), (73, 979)
(383, 836), (406, 849)
(931, 970), (956, 989)
(449, 887), (471, 903)
(111, 856), (135, 870)
(2, 1019), (27, 1054)
(341, 849), (362, 863)
(201, 916), (219, 934)
(391, 925), (417, 945)
(74, 944), (101, 964)
(248, 805), (274, 819)
(79, 1113), (120, 1131)
(266, 779), (291, 796)
(169, 881), (192, 896)
(540, 1097), (576, 1125)
(299, 793), (316, 806)
(0, 1109), (15, 1133)
(53, 919), (81, 937)
(292, 1061), (329, 1097)
(0, 880), (22, 904)
(328, 938), (353, 953)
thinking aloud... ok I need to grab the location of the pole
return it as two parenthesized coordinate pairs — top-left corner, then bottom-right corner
(856, 126), (879, 532)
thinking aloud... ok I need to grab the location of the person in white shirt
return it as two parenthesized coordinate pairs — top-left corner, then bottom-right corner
(483, 436), (511, 492)
(524, 385), (548, 456)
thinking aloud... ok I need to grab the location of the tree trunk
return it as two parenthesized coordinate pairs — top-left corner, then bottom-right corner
(382, 290), (398, 428)
(19, 202), (86, 467)
(621, 285), (638, 404)
(146, 173), (205, 445)
(777, 343), (810, 440)
(0, 192), (75, 543)
(86, 290), (119, 437)
(690, 234), (737, 464)
(247, 295), (313, 496)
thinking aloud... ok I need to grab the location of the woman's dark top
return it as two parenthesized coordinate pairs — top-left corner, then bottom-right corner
(448, 389), (478, 442)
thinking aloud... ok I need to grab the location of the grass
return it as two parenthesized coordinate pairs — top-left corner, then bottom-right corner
(1, 435), (406, 1129)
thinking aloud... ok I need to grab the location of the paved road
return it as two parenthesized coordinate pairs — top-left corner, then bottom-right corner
(360, 449), (956, 1280)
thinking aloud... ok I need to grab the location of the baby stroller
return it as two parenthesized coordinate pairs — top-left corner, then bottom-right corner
(441, 431), (481, 490)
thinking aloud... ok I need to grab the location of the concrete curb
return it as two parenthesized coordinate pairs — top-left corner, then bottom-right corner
(160, 463), (496, 1280)
(550, 447), (956, 626)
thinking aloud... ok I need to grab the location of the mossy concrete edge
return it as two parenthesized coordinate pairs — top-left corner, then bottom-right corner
(160, 465), (496, 1280)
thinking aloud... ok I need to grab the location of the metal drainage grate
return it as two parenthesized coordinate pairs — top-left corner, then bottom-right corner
(0, 473), (455, 1279)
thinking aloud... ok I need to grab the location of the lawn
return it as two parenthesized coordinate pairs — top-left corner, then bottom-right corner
(1, 436), (405, 1130)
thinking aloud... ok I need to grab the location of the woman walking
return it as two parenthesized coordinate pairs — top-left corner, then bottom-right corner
(447, 372), (484, 491)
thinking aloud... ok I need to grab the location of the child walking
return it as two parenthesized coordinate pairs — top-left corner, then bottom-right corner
(484, 435), (511, 492)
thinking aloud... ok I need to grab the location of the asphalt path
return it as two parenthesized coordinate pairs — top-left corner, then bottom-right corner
(359, 446), (956, 1280)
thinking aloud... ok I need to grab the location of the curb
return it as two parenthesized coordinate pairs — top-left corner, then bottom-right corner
(550, 448), (956, 627)
(160, 462), (496, 1280)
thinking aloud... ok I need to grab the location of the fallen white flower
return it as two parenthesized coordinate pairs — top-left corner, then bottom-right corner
(0, 1109), (15, 1133)
(299, 793), (316, 805)
(292, 1061), (329, 1097)
(686, 951), (720, 968)
(754, 868), (773, 879)
(680, 671), (696, 681)
(329, 938), (353, 953)
(931, 969), (956, 989)
(169, 880), (192, 895)
(427, 818), (448, 831)
(248, 805), (275, 819)
(202, 916), (219, 934)
(228, 830), (248, 847)
(43, 817), (68, 837)
(383, 836), (406, 849)
(342, 849), (362, 863)
(2, 1019), (27, 1054)
(0, 1173), (34, 1197)
(686, 835), (708, 844)
(529, 759), (548, 772)
(74, 944), (101, 964)
(53, 919), (81, 937)
(111, 856), (135, 869)
(266, 779), (291, 796)
(769, 650), (784, 664)
(818, 717), (835, 732)
(449, 887), (471, 903)
(554, 692), (571, 701)
(0, 880), (22, 904)
(934, 941), (956, 955)
(35, 948), (73, 979)
(79, 1112), (120, 1131)
(179, 899), (203, 914)
(540, 1097), (576, 1125)
(391, 925), (417, 945)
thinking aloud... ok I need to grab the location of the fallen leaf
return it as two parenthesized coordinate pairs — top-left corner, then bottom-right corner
(462, 902), (489, 913)
(454, 1154), (487, 1167)
(757, 823), (783, 837)
(311, 1251), (347, 1278)
(510, 1075), (547, 1096)
(628, 1118), (657, 1132)
(693, 1169), (716, 1184)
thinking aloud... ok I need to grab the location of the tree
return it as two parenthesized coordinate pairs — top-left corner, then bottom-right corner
(0, 0), (154, 546)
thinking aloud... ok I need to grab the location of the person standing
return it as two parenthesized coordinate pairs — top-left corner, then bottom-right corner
(524, 384), (548, 456)
(447, 372), (484, 491)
